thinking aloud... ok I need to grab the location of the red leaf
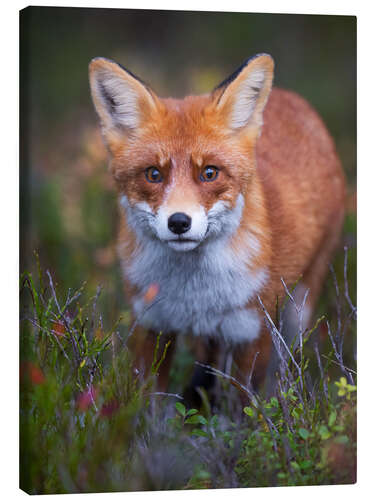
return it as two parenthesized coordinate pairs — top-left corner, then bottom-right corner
(143, 283), (159, 303)
(100, 398), (120, 418)
(76, 386), (98, 411)
(20, 361), (45, 385)
(51, 320), (66, 337)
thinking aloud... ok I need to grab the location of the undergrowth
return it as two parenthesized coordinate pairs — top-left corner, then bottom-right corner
(19, 250), (356, 493)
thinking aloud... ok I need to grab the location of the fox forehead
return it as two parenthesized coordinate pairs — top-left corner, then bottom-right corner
(111, 94), (253, 164)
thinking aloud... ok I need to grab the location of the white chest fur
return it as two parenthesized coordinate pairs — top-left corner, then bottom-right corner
(122, 236), (268, 344)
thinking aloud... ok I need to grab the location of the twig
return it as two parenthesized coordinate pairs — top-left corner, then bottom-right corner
(149, 392), (183, 400)
(314, 342), (328, 402)
(86, 381), (98, 413)
(126, 297), (164, 341)
(344, 246), (356, 318)
(248, 351), (259, 389)
(195, 361), (280, 451)
(257, 295), (301, 377)
(90, 285), (103, 339)
(321, 354), (357, 375)
(46, 270), (81, 365)
(27, 318), (71, 362)
(195, 361), (257, 405)
(326, 320), (355, 385)
(276, 377), (295, 434)
(329, 264), (342, 337)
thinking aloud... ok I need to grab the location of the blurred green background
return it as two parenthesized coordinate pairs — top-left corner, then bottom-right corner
(20, 7), (356, 326)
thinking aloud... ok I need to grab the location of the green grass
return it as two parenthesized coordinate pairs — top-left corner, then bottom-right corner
(19, 248), (356, 493)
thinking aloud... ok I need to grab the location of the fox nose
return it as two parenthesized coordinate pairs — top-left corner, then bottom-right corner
(168, 212), (192, 235)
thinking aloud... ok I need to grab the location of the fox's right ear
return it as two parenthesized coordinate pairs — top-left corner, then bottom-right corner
(89, 57), (158, 133)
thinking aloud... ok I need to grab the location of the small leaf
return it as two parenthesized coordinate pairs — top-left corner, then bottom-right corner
(21, 361), (45, 385)
(333, 424), (344, 432)
(328, 410), (337, 427)
(76, 386), (98, 412)
(298, 428), (310, 440)
(318, 425), (331, 440)
(300, 460), (313, 470)
(191, 429), (209, 438)
(80, 358), (86, 369)
(270, 397), (279, 407)
(185, 415), (202, 424)
(340, 377), (347, 386)
(291, 461), (300, 471)
(335, 435), (349, 445)
(175, 402), (186, 417)
(243, 406), (254, 417)
(186, 415), (207, 425)
(186, 408), (198, 417)
(51, 320), (66, 337)
(210, 415), (219, 427)
(292, 407), (302, 419)
(197, 415), (207, 425)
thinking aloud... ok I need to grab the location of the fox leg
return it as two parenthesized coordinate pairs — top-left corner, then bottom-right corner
(127, 326), (176, 391)
(232, 328), (272, 395)
(183, 337), (221, 407)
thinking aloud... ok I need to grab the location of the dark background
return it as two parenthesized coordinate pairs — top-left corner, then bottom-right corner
(20, 7), (356, 324)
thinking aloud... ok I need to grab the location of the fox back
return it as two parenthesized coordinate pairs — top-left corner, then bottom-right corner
(89, 54), (346, 393)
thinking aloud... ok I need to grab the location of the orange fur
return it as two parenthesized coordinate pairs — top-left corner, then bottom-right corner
(89, 55), (346, 396)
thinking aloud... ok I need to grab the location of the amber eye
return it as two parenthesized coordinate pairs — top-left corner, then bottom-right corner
(145, 167), (163, 183)
(200, 165), (219, 182)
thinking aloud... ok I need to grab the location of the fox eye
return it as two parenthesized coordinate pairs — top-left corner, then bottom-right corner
(145, 167), (163, 183)
(200, 165), (219, 182)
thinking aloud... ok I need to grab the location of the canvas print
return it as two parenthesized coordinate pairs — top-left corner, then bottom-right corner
(20, 7), (356, 493)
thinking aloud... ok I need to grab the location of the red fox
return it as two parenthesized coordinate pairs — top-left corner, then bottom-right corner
(89, 54), (346, 398)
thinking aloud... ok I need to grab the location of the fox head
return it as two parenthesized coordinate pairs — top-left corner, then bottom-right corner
(89, 54), (274, 252)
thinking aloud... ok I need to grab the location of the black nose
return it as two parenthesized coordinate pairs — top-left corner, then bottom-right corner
(168, 212), (192, 235)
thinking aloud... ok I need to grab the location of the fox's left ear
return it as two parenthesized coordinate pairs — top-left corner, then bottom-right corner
(212, 54), (274, 133)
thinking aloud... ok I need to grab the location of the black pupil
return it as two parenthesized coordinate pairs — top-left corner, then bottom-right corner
(206, 167), (215, 179)
(151, 168), (159, 180)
